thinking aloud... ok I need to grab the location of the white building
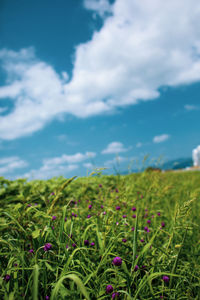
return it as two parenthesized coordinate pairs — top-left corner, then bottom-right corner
(192, 145), (200, 166)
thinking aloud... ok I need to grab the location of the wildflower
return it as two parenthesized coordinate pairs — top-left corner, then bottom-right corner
(112, 257), (122, 266)
(90, 242), (95, 246)
(52, 226), (55, 230)
(162, 275), (169, 283)
(88, 204), (92, 209)
(112, 292), (119, 299)
(116, 206), (121, 210)
(103, 211), (106, 215)
(116, 222), (119, 225)
(72, 243), (76, 248)
(87, 214), (91, 218)
(124, 223), (128, 226)
(99, 184), (102, 188)
(151, 215), (155, 218)
(157, 212), (161, 216)
(134, 265), (139, 271)
(44, 243), (52, 252)
(144, 213), (148, 218)
(101, 205), (104, 208)
(27, 204), (32, 207)
(14, 263), (18, 267)
(161, 222), (165, 228)
(45, 296), (50, 300)
(141, 194), (144, 198)
(66, 244), (69, 249)
(122, 238), (127, 243)
(29, 249), (34, 253)
(106, 285), (113, 293)
(50, 192), (55, 196)
(132, 214), (136, 218)
(3, 274), (11, 282)
(122, 215), (127, 218)
(140, 239), (145, 243)
(115, 188), (119, 193)
(64, 217), (67, 222)
(132, 206), (136, 211)
(84, 240), (89, 246)
(147, 219), (151, 224)
(144, 226), (150, 232)
(52, 216), (56, 221)
(131, 227), (135, 231)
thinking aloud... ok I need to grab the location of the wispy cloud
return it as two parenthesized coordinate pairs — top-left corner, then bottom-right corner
(184, 104), (199, 111)
(136, 142), (142, 148)
(83, 0), (112, 17)
(21, 151), (96, 180)
(153, 134), (170, 143)
(104, 155), (128, 166)
(102, 142), (130, 154)
(1, 0), (200, 139)
(0, 156), (28, 175)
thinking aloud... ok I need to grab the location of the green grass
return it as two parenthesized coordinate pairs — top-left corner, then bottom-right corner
(0, 170), (200, 299)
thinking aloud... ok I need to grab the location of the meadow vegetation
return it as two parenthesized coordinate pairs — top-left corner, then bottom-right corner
(0, 170), (200, 299)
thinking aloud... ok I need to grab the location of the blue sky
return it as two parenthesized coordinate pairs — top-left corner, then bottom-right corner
(0, 0), (200, 180)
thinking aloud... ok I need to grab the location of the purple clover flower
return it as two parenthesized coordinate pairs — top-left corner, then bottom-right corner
(132, 214), (136, 218)
(157, 212), (161, 216)
(140, 239), (145, 243)
(90, 242), (95, 246)
(99, 184), (102, 188)
(161, 222), (165, 228)
(122, 215), (127, 218)
(112, 256), (122, 266)
(134, 265), (139, 271)
(115, 188), (119, 193)
(84, 240), (89, 246)
(122, 238), (127, 243)
(101, 205), (104, 208)
(45, 296), (50, 300)
(103, 211), (106, 215)
(112, 292), (119, 299)
(88, 204), (92, 209)
(87, 214), (91, 218)
(116, 206), (121, 210)
(72, 243), (76, 248)
(44, 243), (52, 252)
(132, 206), (136, 211)
(131, 227), (135, 231)
(162, 275), (169, 283)
(3, 274), (11, 282)
(144, 226), (150, 232)
(147, 219), (151, 224)
(29, 249), (34, 253)
(52, 216), (56, 221)
(106, 285), (113, 293)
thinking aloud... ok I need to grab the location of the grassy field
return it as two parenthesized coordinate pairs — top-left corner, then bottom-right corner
(0, 170), (200, 299)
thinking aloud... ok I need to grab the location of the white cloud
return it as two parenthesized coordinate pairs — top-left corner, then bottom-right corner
(102, 141), (130, 154)
(136, 142), (142, 148)
(104, 155), (128, 166)
(84, 0), (113, 17)
(192, 145), (200, 166)
(184, 104), (199, 111)
(83, 162), (94, 169)
(0, 107), (8, 114)
(1, 0), (200, 139)
(21, 151), (96, 180)
(0, 156), (28, 175)
(153, 134), (170, 143)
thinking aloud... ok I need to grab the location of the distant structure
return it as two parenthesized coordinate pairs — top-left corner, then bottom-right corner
(192, 145), (200, 166)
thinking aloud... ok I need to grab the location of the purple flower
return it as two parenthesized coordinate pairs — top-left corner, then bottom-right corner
(157, 212), (161, 216)
(84, 240), (89, 246)
(103, 211), (106, 215)
(66, 244), (69, 249)
(99, 184), (102, 188)
(88, 204), (92, 209)
(122, 215), (127, 218)
(147, 219), (151, 224)
(106, 285), (113, 293)
(131, 227), (135, 231)
(151, 215), (155, 218)
(116, 206), (121, 210)
(50, 192), (55, 196)
(115, 188), (119, 193)
(27, 204), (32, 207)
(52, 226), (55, 230)
(14, 263), (18, 267)
(132, 207), (136, 211)
(64, 217), (67, 222)
(45, 296), (50, 300)
(162, 275), (169, 283)
(87, 214), (91, 218)
(90, 242), (95, 246)
(112, 292), (119, 299)
(52, 216), (56, 221)
(44, 243), (52, 252)
(144, 213), (148, 218)
(3, 274), (11, 282)
(29, 249), (34, 253)
(134, 265), (139, 271)
(140, 239), (145, 243)
(116, 222), (119, 225)
(112, 256), (122, 266)
(144, 226), (150, 232)
(132, 214), (136, 218)
(72, 243), (76, 248)
(161, 222), (165, 228)
(122, 238), (127, 243)
(101, 205), (104, 208)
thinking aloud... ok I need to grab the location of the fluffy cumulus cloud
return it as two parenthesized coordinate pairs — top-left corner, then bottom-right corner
(0, 156), (28, 175)
(1, 0), (200, 139)
(153, 134), (170, 143)
(102, 141), (130, 154)
(22, 151), (96, 180)
(192, 145), (200, 166)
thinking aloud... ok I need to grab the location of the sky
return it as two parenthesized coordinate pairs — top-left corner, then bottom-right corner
(0, 0), (200, 180)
